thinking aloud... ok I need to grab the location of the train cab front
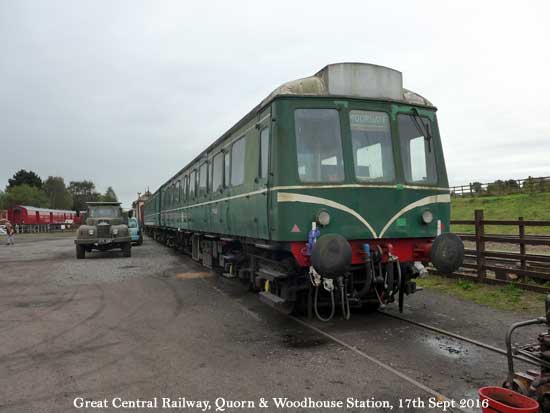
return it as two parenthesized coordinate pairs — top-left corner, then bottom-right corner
(299, 224), (464, 322)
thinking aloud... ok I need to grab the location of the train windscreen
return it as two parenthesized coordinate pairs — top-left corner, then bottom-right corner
(295, 109), (344, 183)
(398, 114), (438, 184)
(350, 110), (395, 182)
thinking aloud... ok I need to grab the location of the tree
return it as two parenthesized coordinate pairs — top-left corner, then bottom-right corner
(102, 186), (118, 202)
(68, 180), (101, 211)
(0, 190), (6, 209)
(505, 179), (520, 193)
(7, 169), (43, 189)
(43, 176), (73, 209)
(2, 184), (48, 208)
(471, 182), (484, 194)
(487, 180), (505, 194)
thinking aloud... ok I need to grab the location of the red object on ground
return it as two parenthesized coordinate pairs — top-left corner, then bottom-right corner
(479, 386), (539, 413)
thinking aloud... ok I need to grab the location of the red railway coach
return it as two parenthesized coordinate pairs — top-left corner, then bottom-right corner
(7, 205), (79, 226)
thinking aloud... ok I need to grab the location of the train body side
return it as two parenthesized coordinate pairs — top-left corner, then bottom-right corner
(144, 96), (451, 265)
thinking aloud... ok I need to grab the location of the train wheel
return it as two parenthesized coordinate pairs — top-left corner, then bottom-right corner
(76, 245), (85, 259)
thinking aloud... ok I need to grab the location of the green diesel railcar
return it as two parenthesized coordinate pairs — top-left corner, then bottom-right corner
(144, 63), (463, 321)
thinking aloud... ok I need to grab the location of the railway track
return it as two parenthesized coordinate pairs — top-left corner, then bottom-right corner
(378, 310), (543, 368)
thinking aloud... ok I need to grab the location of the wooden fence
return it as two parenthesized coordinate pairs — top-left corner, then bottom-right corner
(450, 176), (550, 197)
(448, 210), (550, 292)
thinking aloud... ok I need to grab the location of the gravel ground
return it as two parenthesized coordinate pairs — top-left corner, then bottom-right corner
(0, 235), (546, 412)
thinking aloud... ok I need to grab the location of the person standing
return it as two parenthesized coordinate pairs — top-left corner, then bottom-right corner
(6, 222), (15, 245)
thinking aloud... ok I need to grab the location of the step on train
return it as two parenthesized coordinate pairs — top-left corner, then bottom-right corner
(143, 62), (464, 321)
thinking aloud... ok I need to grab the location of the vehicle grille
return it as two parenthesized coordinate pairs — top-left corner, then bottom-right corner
(97, 224), (110, 238)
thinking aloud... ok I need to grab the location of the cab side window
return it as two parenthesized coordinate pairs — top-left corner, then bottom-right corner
(231, 137), (245, 186)
(260, 127), (269, 179)
(224, 151), (230, 188)
(212, 152), (223, 192)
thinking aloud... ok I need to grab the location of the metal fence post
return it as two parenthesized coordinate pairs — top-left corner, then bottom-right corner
(474, 209), (486, 279)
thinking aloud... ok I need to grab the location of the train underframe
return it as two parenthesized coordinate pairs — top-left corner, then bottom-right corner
(145, 226), (432, 321)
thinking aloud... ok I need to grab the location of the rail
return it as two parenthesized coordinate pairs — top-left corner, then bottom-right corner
(443, 210), (550, 292)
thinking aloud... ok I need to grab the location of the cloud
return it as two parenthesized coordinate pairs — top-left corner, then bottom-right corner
(1, 0), (549, 205)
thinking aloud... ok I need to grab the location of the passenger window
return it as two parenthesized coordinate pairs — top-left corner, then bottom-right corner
(209, 162), (214, 192)
(350, 110), (395, 182)
(398, 114), (437, 184)
(231, 137), (245, 186)
(260, 128), (269, 179)
(199, 162), (208, 193)
(212, 152), (223, 192)
(295, 109), (344, 182)
(224, 151), (230, 187)
(189, 170), (196, 199)
(183, 176), (188, 201)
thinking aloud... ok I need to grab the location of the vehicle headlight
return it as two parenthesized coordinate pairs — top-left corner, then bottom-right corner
(421, 210), (434, 224)
(112, 228), (119, 235)
(88, 229), (94, 236)
(316, 210), (331, 226)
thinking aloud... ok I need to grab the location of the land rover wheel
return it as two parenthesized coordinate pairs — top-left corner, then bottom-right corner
(137, 235), (143, 246)
(76, 245), (85, 259)
(122, 242), (131, 257)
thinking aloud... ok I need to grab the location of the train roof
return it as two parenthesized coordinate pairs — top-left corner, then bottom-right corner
(262, 62), (434, 108)
(16, 205), (76, 214)
(86, 202), (121, 206)
(156, 62), (436, 191)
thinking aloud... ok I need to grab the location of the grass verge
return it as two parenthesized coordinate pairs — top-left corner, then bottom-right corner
(416, 275), (546, 315)
(451, 192), (550, 235)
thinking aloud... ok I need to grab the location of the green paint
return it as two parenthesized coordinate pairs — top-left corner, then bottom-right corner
(334, 100), (349, 108)
(396, 217), (407, 227)
(145, 96), (451, 243)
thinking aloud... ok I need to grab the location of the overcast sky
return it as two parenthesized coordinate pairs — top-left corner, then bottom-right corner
(1, 0), (549, 207)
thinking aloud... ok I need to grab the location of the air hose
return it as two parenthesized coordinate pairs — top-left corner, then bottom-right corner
(340, 277), (351, 320)
(394, 259), (402, 297)
(314, 285), (335, 322)
(355, 259), (374, 298)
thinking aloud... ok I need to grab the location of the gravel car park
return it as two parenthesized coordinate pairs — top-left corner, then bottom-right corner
(0, 233), (545, 412)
